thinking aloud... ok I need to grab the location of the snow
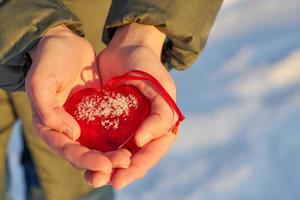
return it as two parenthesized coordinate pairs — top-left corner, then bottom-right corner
(8, 121), (25, 200)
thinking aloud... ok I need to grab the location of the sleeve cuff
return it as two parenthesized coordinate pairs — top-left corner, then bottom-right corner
(0, 0), (84, 64)
(103, 0), (223, 70)
(0, 0), (84, 91)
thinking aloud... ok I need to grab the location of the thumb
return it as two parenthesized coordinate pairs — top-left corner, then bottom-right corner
(26, 76), (80, 140)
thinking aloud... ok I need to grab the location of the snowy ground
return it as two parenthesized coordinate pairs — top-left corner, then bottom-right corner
(117, 0), (300, 200)
(8, 0), (300, 200)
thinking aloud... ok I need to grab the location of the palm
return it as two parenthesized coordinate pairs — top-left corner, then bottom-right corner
(98, 46), (175, 94)
(95, 44), (178, 189)
(26, 28), (131, 176)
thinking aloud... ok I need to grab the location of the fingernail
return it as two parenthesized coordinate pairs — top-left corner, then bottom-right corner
(138, 132), (152, 147)
(62, 126), (74, 140)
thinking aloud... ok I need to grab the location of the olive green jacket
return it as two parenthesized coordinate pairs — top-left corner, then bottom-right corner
(0, 0), (223, 92)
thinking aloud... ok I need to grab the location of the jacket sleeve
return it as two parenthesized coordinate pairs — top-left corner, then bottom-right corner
(103, 0), (223, 70)
(0, 0), (84, 92)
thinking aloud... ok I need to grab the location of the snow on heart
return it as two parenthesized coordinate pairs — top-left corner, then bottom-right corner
(74, 90), (138, 130)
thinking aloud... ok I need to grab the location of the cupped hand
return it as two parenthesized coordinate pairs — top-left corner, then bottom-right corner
(85, 23), (179, 189)
(25, 25), (131, 178)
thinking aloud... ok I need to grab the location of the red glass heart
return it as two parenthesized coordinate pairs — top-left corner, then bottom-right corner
(64, 70), (185, 153)
(64, 85), (151, 152)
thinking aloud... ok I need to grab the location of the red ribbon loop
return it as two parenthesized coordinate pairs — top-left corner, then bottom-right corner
(105, 70), (185, 134)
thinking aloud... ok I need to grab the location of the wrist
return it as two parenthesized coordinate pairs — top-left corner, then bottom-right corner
(44, 24), (71, 36)
(109, 23), (166, 57)
(28, 25), (74, 59)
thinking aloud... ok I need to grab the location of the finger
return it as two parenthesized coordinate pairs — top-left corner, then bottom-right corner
(111, 133), (176, 190)
(135, 93), (174, 147)
(26, 75), (80, 140)
(61, 144), (112, 173)
(84, 170), (112, 188)
(122, 79), (175, 147)
(104, 149), (132, 168)
(36, 122), (112, 172)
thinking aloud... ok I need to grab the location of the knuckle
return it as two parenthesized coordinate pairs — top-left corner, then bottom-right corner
(112, 153), (124, 162)
(162, 120), (171, 131)
(60, 144), (73, 161)
(101, 156), (112, 167)
(155, 114), (170, 131)
(119, 148), (131, 158)
(87, 150), (112, 169)
(162, 109), (175, 131)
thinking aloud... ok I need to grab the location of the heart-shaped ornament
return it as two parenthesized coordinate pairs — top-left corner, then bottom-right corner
(64, 85), (151, 152)
(64, 70), (185, 153)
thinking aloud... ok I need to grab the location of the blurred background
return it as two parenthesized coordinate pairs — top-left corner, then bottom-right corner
(8, 0), (300, 199)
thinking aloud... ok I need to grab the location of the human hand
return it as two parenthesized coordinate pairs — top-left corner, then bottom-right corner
(25, 25), (132, 176)
(85, 23), (179, 189)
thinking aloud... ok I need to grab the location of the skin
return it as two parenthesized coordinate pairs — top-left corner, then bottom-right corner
(26, 25), (131, 174)
(26, 23), (178, 190)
